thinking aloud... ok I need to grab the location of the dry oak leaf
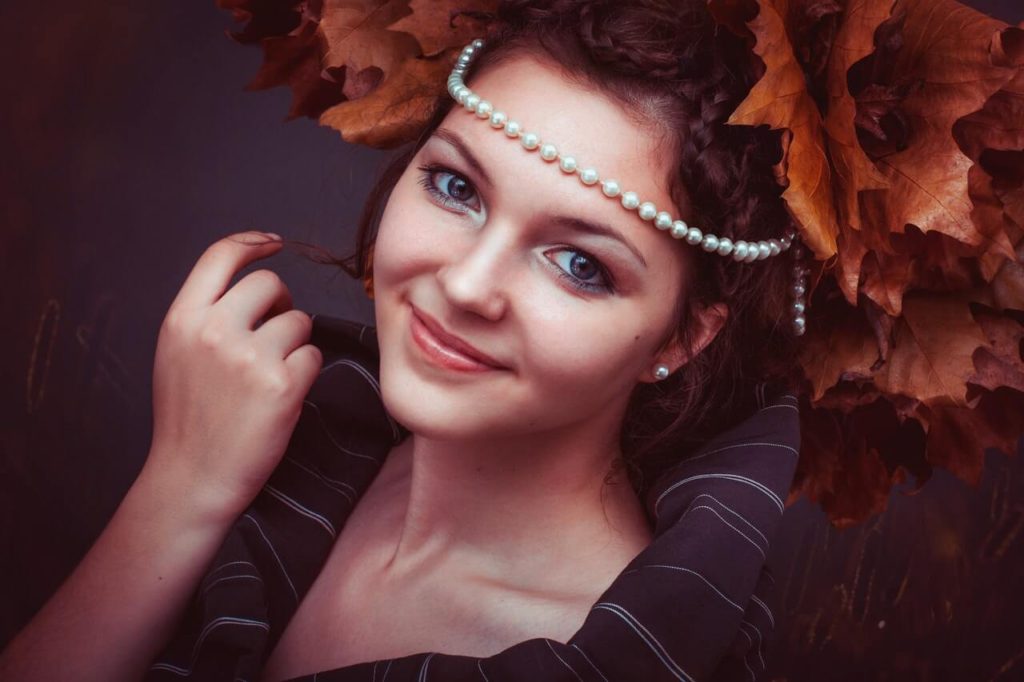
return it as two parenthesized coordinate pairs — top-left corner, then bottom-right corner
(799, 294), (880, 401)
(915, 387), (1024, 487)
(871, 291), (989, 406)
(321, 0), (420, 82)
(855, 1), (1020, 258)
(824, 0), (893, 305)
(388, 0), (498, 58)
(320, 50), (453, 148)
(968, 307), (1024, 394)
(729, 0), (839, 261)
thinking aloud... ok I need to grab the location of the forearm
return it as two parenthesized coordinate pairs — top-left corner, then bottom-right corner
(0, 461), (240, 682)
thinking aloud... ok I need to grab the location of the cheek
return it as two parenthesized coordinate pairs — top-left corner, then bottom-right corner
(517, 306), (656, 409)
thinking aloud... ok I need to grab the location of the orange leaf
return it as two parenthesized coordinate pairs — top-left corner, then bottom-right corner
(388, 0), (498, 57)
(320, 51), (451, 148)
(872, 292), (989, 406)
(857, 1), (1019, 250)
(729, 0), (839, 260)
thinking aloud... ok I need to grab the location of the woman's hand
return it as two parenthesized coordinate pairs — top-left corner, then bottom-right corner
(146, 230), (323, 520)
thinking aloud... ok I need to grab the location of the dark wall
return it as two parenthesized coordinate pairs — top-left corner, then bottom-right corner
(1, 1), (1022, 680)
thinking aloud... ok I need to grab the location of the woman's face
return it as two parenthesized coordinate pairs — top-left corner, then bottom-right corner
(372, 51), (701, 442)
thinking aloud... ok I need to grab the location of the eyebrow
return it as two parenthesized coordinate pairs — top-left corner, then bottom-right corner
(431, 127), (649, 269)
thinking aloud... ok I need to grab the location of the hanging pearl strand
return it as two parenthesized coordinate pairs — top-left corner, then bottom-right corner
(447, 38), (808, 337)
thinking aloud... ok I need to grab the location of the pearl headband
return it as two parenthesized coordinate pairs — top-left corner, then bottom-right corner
(447, 38), (809, 337)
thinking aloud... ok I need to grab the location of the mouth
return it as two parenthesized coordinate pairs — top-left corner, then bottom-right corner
(409, 305), (508, 372)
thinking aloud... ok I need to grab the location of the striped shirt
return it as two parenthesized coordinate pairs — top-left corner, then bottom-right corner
(147, 315), (800, 681)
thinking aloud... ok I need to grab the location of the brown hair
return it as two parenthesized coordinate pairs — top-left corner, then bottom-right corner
(314, 0), (803, 504)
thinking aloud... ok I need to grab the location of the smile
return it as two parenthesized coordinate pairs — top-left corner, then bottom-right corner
(409, 307), (507, 373)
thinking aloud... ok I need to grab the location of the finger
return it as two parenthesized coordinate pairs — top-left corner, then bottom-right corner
(216, 269), (293, 330)
(254, 309), (313, 360)
(284, 344), (323, 396)
(171, 231), (284, 311)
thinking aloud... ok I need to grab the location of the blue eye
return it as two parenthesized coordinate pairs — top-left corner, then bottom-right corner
(417, 163), (481, 213)
(546, 248), (616, 295)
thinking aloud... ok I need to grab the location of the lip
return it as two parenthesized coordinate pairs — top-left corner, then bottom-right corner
(409, 306), (508, 371)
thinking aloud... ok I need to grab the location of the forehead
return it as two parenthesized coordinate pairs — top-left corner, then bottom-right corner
(436, 52), (681, 234)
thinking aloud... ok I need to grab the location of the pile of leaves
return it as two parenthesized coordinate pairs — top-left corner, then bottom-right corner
(216, 0), (1024, 528)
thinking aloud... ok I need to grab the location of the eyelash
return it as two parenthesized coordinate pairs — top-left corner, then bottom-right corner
(415, 162), (617, 295)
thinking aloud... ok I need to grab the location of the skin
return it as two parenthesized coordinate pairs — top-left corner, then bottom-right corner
(260, 51), (727, 677)
(371, 50), (726, 579)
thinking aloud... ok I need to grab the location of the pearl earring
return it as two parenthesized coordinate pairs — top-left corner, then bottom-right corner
(653, 364), (670, 381)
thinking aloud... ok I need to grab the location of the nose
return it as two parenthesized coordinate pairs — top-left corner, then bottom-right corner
(435, 227), (511, 321)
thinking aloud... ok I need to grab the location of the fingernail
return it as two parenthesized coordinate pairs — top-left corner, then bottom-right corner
(263, 232), (282, 241)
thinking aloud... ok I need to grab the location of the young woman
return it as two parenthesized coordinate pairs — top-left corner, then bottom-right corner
(0, 2), (803, 680)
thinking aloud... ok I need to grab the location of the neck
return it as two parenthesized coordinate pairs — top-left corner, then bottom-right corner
(370, 416), (654, 591)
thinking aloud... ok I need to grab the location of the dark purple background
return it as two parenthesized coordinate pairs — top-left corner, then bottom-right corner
(1, 1), (1022, 679)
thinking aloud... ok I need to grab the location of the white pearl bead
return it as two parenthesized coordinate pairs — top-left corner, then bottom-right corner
(793, 301), (806, 314)
(521, 132), (540, 150)
(670, 220), (688, 239)
(654, 365), (670, 380)
(504, 120), (521, 137)
(579, 168), (599, 185)
(601, 180), (621, 197)
(685, 227), (703, 245)
(456, 88), (471, 104)
(716, 238), (734, 256)
(655, 212), (673, 230)
(621, 192), (640, 210)
(559, 156), (577, 173)
(746, 247), (760, 262)
(475, 101), (493, 118)
(758, 242), (771, 259)
(701, 234), (719, 252)
(472, 38), (484, 49)
(733, 242), (749, 260)
(780, 237), (791, 250)
(638, 202), (657, 221)
(465, 93), (480, 111)
(489, 111), (507, 128)
(768, 239), (781, 256)
(539, 143), (558, 161)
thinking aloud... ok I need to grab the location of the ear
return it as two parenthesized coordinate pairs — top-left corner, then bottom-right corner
(639, 301), (728, 383)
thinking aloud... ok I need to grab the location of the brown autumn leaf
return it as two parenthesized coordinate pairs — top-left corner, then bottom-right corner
(824, 0), (893, 305)
(871, 291), (989, 406)
(320, 0), (420, 79)
(916, 388), (1024, 487)
(389, 0), (498, 57)
(968, 306), (1024, 393)
(319, 49), (452, 147)
(729, 0), (839, 260)
(798, 293), (880, 400)
(855, 2), (1019, 253)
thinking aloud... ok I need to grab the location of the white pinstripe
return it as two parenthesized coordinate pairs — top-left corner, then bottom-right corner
(302, 400), (381, 462)
(592, 603), (694, 682)
(201, 573), (263, 596)
(149, 616), (269, 676)
(691, 494), (769, 548)
(739, 620), (766, 669)
(655, 473), (785, 516)
(241, 513), (298, 602)
(683, 505), (766, 559)
(736, 628), (758, 681)
(417, 652), (437, 682)
(545, 640), (583, 681)
(264, 484), (337, 537)
(570, 644), (609, 682)
(638, 565), (744, 613)
(284, 455), (357, 501)
(750, 594), (776, 628)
